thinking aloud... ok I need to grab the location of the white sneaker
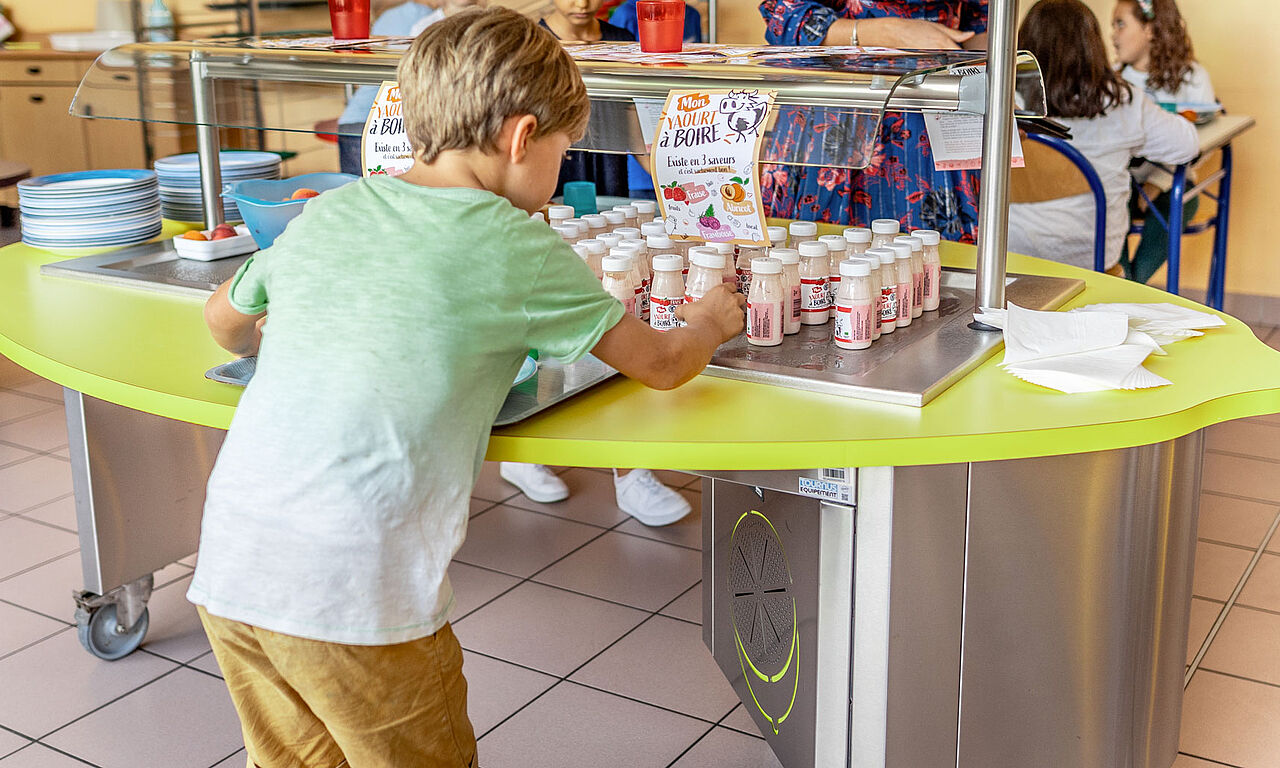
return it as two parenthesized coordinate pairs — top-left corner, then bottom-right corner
(614, 469), (691, 527)
(499, 462), (570, 503)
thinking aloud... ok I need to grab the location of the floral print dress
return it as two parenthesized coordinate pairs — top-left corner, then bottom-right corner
(758, 0), (988, 242)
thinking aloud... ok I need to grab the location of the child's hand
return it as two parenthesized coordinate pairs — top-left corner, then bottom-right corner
(677, 283), (745, 344)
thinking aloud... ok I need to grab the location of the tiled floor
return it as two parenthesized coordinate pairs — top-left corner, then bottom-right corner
(2, 329), (1280, 766)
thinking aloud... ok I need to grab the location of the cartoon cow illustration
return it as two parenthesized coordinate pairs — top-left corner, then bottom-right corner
(718, 90), (770, 143)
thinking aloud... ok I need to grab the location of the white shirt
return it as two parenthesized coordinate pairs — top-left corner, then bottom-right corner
(1007, 92), (1198, 271)
(1121, 62), (1216, 107)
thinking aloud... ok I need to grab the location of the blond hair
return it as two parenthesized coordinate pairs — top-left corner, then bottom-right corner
(397, 7), (589, 163)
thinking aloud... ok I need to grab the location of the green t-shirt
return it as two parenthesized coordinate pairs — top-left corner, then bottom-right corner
(188, 176), (623, 644)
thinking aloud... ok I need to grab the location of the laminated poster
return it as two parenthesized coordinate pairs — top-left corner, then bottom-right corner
(652, 89), (776, 246)
(361, 81), (414, 178)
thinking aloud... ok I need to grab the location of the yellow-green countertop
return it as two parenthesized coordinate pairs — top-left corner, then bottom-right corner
(3, 223), (1279, 470)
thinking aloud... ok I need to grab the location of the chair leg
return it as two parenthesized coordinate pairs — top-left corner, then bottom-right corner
(1166, 167), (1187, 298)
(1209, 145), (1235, 312)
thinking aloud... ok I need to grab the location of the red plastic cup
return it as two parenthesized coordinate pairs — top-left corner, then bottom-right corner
(636, 0), (685, 53)
(327, 0), (370, 39)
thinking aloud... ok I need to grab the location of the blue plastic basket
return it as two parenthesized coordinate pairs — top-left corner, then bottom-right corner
(221, 173), (358, 249)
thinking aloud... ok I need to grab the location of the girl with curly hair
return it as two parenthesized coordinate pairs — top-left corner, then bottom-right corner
(1112, 0), (1214, 106)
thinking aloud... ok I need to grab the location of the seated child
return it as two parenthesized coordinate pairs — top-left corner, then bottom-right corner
(193, 9), (744, 766)
(1006, 0), (1197, 273)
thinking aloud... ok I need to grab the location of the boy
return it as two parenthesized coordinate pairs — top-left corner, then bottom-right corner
(193, 8), (743, 767)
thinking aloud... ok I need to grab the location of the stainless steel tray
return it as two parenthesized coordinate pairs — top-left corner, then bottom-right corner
(41, 240), (250, 298)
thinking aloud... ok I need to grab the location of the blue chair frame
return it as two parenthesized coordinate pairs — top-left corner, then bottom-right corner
(1022, 133), (1108, 273)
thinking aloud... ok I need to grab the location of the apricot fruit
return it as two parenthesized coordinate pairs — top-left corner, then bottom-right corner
(182, 230), (208, 241)
(289, 188), (320, 200)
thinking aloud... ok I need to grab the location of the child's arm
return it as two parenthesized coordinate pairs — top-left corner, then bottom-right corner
(590, 283), (744, 391)
(205, 279), (266, 357)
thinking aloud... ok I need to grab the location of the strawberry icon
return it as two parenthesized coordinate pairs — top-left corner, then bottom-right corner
(672, 187), (688, 202)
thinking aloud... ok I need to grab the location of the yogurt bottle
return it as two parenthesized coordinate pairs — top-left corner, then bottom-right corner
(547, 205), (574, 228)
(571, 243), (587, 261)
(646, 234), (678, 258)
(772, 248), (802, 335)
(598, 232), (623, 251)
(685, 247), (725, 303)
(640, 221), (666, 239)
(843, 227), (872, 255)
(788, 220), (818, 249)
(614, 226), (642, 242)
(551, 224), (577, 244)
(711, 242), (738, 288)
(579, 238), (606, 279)
(531, 212), (546, 224)
(613, 204), (639, 229)
(887, 242), (914, 328)
(634, 200), (657, 225)
(582, 214), (608, 239)
(767, 225), (788, 248)
(746, 257), (785, 347)
(735, 244), (766, 296)
(649, 253), (685, 331)
(602, 210), (626, 229)
(869, 247), (898, 335)
(913, 229), (943, 312)
(833, 259), (875, 350)
(894, 235), (925, 319)
(601, 254), (638, 317)
(797, 241), (831, 325)
(616, 242), (650, 320)
(850, 256), (882, 341)
(819, 234), (848, 305)
(870, 218), (900, 250)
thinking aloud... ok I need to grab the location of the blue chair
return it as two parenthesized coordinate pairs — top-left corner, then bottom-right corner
(1018, 133), (1108, 274)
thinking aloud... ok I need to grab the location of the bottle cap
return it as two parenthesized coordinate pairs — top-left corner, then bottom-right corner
(613, 205), (638, 217)
(819, 234), (848, 251)
(602, 210), (625, 225)
(633, 201), (657, 214)
(602, 254), (633, 272)
(614, 227), (641, 240)
(640, 221), (666, 238)
(582, 214), (606, 228)
(530, 212), (546, 223)
(871, 218), (900, 235)
(869, 247), (897, 266)
(598, 233), (623, 248)
(798, 241), (829, 258)
(751, 257), (782, 275)
(894, 235), (923, 252)
(547, 205), (574, 221)
(689, 248), (726, 270)
(653, 216), (664, 225)
(789, 221), (818, 236)
(551, 225), (575, 240)
(769, 247), (800, 265)
(578, 238), (606, 255)
(843, 227), (872, 244)
(572, 244), (587, 260)
(839, 259), (871, 277)
(646, 234), (674, 249)
(709, 242), (735, 256)
(912, 229), (941, 246)
(619, 239), (647, 255)
(652, 253), (683, 272)
(767, 226), (788, 244)
(887, 242), (913, 260)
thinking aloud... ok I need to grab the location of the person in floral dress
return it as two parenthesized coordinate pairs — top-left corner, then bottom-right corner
(758, 0), (989, 242)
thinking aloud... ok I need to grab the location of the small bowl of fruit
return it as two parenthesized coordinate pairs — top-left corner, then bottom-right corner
(172, 223), (257, 261)
(222, 172), (358, 249)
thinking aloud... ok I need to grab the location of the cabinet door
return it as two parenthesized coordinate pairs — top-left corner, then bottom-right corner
(84, 117), (146, 170)
(0, 85), (89, 177)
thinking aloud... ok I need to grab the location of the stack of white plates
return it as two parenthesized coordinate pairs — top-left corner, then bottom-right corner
(18, 169), (162, 250)
(155, 151), (281, 222)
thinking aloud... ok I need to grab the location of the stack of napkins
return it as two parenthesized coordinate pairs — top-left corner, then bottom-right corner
(973, 302), (1224, 394)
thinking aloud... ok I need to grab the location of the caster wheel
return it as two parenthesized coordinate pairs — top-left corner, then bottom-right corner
(77, 603), (149, 660)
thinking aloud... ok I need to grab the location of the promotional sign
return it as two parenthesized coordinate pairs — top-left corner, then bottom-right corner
(361, 81), (414, 178)
(922, 111), (1025, 171)
(652, 89), (776, 245)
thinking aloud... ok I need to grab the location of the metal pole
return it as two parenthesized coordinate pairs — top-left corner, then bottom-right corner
(972, 0), (1018, 321)
(189, 54), (224, 231)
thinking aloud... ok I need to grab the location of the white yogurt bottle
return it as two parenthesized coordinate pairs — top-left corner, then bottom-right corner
(649, 253), (685, 331)
(771, 248), (802, 335)
(746, 257), (785, 347)
(633, 200), (657, 225)
(579, 238), (606, 279)
(551, 224), (577, 244)
(894, 235), (925, 319)
(601, 253), (637, 317)
(602, 210), (626, 229)
(685, 247), (725, 302)
(640, 221), (666, 239)
(598, 232), (623, 251)
(547, 205), (574, 228)
(767, 225), (788, 248)
(797, 241), (831, 325)
(851, 256), (882, 341)
(572, 243), (587, 261)
(614, 226), (642, 242)
(913, 229), (943, 312)
(735, 244), (766, 295)
(711, 242), (738, 288)
(582, 214), (608, 239)
(833, 259), (875, 350)
(531, 212), (546, 224)
(819, 234), (848, 305)
(788, 220), (818, 249)
(613, 204), (640, 229)
(870, 218), (900, 250)
(869, 247), (898, 335)
(646, 234), (678, 258)
(887, 242), (914, 328)
(616, 242), (649, 320)
(843, 227), (872, 255)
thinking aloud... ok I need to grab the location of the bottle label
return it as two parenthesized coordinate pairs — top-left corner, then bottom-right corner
(896, 282), (911, 322)
(913, 273), (923, 310)
(834, 303), (874, 344)
(827, 275), (841, 305)
(737, 269), (753, 296)
(640, 278), (651, 320)
(801, 277), (829, 315)
(924, 263), (941, 305)
(650, 295), (683, 331)
(621, 296), (636, 316)
(747, 300), (783, 343)
(789, 284), (802, 322)
(880, 285), (898, 323)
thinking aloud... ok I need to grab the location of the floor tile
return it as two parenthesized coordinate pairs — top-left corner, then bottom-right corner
(1200, 607), (1280, 686)
(1238, 553), (1280, 612)
(138, 575), (210, 664)
(721, 704), (765, 737)
(671, 727), (782, 768)
(0, 744), (90, 767)
(0, 457), (72, 514)
(0, 730), (30, 761)
(454, 504), (601, 578)
(616, 488), (702, 550)
(661, 582), (703, 625)
(535, 531), (701, 612)
(0, 552), (82, 623)
(188, 651), (223, 679)
(1197, 494), (1280, 553)
(470, 461), (520, 504)
(0, 602), (67, 660)
(0, 393), (57, 428)
(453, 582), (646, 677)
(448, 562), (520, 621)
(1171, 754), (1235, 767)
(1208, 419), (1280, 463)
(461, 650), (556, 736)
(1201, 453), (1280, 504)
(1186, 598), (1224, 666)
(0, 629), (177, 737)
(8, 379), (62, 404)
(651, 470), (700, 490)
(0, 410), (67, 453)
(0, 443), (36, 470)
(211, 749), (246, 767)
(1193, 541), (1254, 601)
(43, 667), (242, 768)
(0, 517), (78, 581)
(1248, 412), (1280, 428)
(469, 497), (493, 518)
(477, 681), (708, 768)
(18, 496), (76, 534)
(571, 615), (739, 722)
(503, 467), (631, 528)
(1180, 669), (1280, 767)
(0, 357), (36, 389)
